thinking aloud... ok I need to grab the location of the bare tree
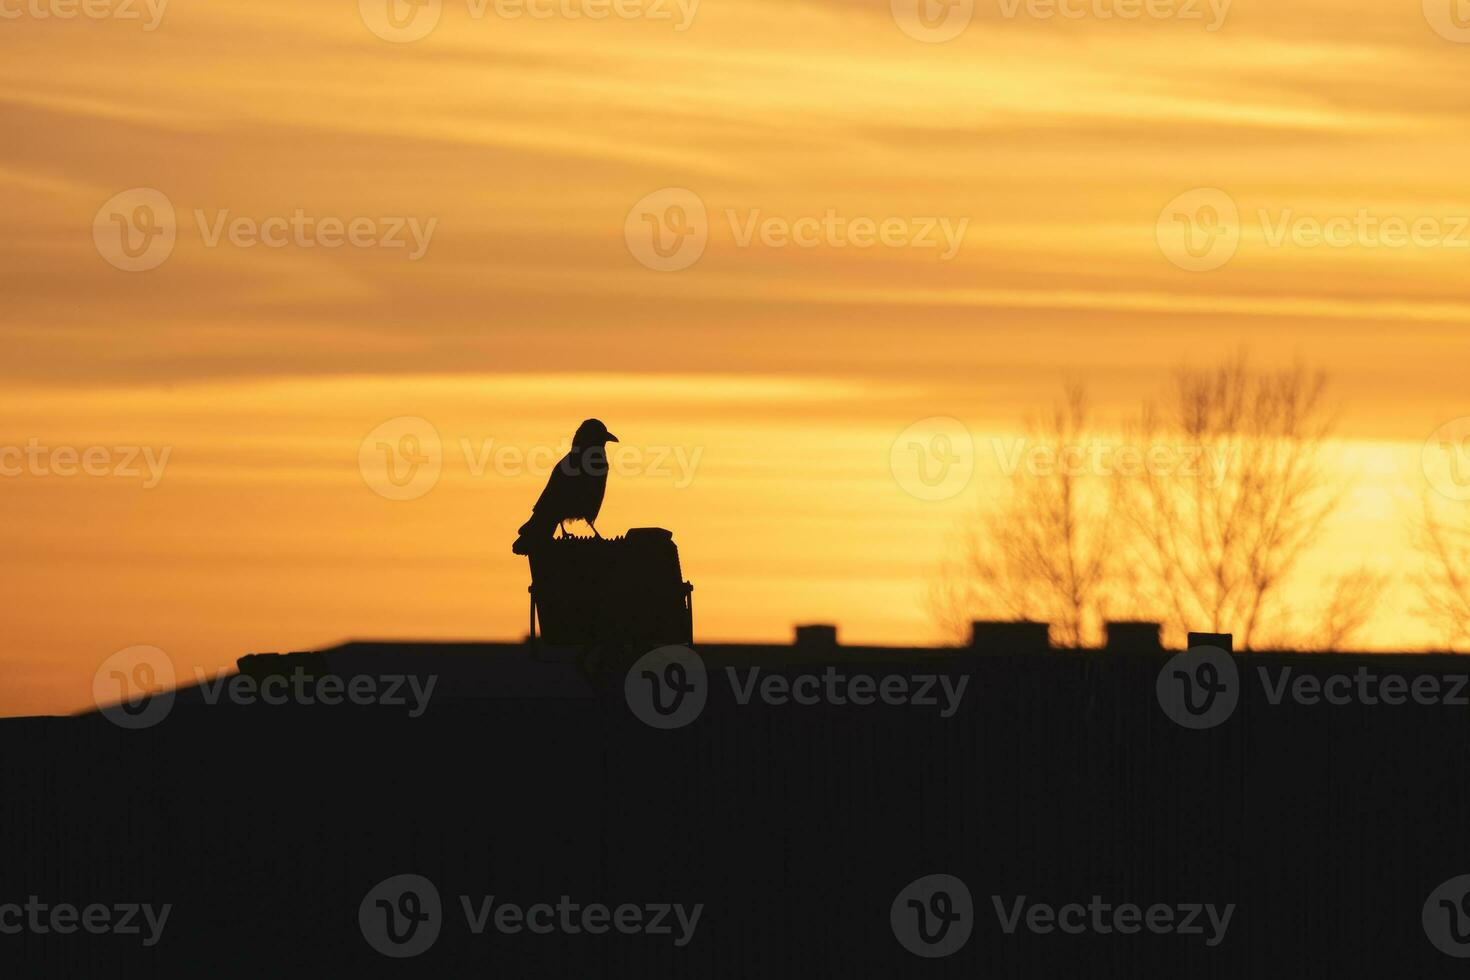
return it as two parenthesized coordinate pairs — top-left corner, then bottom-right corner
(929, 357), (1357, 651)
(1316, 566), (1388, 652)
(926, 550), (980, 646)
(1239, 566), (1386, 652)
(1413, 490), (1470, 650)
(927, 384), (1121, 648)
(1123, 355), (1340, 650)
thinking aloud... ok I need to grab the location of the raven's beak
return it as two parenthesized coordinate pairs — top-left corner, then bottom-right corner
(607, 433), (619, 442)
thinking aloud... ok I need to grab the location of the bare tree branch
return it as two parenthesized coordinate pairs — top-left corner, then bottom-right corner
(1412, 489), (1470, 650)
(1122, 353), (1340, 650)
(931, 384), (1122, 648)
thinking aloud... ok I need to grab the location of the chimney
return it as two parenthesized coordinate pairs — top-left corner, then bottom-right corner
(969, 620), (1051, 653)
(1104, 621), (1162, 652)
(793, 624), (838, 649)
(1188, 631), (1234, 652)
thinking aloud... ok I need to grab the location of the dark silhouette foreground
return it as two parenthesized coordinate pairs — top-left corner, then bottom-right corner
(11, 637), (1470, 977)
(525, 528), (693, 648)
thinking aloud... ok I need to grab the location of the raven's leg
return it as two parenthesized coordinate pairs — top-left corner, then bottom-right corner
(557, 521), (567, 538)
(587, 520), (604, 539)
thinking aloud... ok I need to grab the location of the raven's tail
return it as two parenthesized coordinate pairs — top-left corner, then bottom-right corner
(512, 512), (557, 555)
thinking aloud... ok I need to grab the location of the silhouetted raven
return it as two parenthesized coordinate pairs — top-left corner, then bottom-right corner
(512, 419), (619, 554)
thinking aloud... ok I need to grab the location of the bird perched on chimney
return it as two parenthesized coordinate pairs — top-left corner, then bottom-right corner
(512, 419), (619, 555)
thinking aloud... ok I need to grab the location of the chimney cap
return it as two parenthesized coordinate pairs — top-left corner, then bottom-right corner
(794, 624), (838, 647)
(969, 620), (1051, 652)
(1104, 621), (1161, 651)
(1187, 631), (1234, 652)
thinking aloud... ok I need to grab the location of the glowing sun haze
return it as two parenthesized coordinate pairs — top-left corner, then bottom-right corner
(3, 0), (1468, 716)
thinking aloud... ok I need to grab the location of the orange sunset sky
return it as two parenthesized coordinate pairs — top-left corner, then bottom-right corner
(4, 0), (1470, 717)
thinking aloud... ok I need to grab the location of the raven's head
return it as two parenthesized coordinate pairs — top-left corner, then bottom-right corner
(572, 418), (618, 447)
